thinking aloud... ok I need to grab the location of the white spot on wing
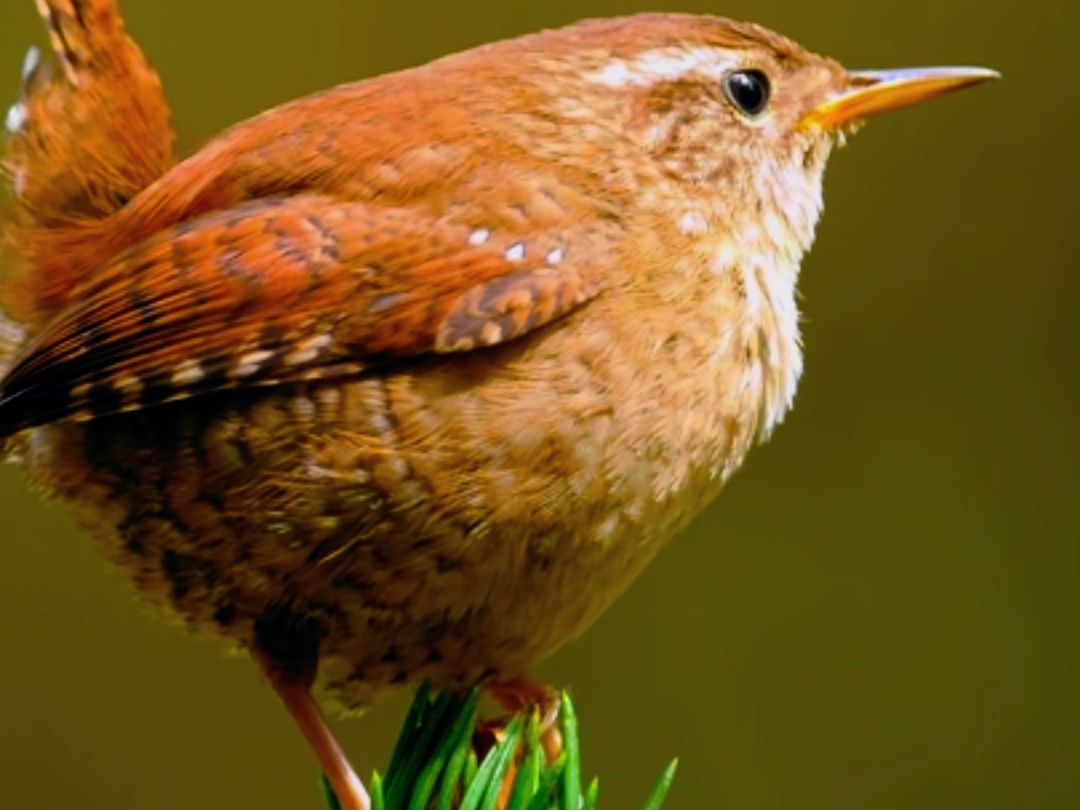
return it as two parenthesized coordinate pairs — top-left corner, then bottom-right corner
(480, 322), (503, 345)
(468, 228), (491, 246)
(284, 334), (333, 367)
(505, 242), (526, 262)
(231, 350), (275, 378)
(112, 374), (144, 395)
(172, 359), (206, 387)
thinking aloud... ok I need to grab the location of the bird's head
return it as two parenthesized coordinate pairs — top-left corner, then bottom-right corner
(471, 13), (996, 257)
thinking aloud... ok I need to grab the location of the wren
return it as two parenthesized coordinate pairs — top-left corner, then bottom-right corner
(0, 2), (996, 807)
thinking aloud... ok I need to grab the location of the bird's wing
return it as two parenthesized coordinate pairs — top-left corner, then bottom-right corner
(0, 193), (609, 436)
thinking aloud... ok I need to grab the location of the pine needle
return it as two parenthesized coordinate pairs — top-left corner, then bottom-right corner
(320, 686), (677, 809)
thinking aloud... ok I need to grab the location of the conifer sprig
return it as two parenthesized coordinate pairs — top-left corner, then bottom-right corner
(321, 687), (677, 810)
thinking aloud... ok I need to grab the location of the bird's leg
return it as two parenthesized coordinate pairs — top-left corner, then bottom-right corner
(256, 656), (370, 810)
(487, 677), (563, 763)
(252, 605), (370, 810)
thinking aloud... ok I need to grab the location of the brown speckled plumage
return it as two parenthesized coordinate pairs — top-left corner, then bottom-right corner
(0, 2), (995, 805)
(2, 5), (843, 709)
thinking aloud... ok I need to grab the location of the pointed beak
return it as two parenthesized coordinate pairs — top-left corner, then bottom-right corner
(800, 66), (1000, 131)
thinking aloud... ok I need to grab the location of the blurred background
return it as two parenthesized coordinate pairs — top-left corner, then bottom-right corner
(0, 0), (1076, 808)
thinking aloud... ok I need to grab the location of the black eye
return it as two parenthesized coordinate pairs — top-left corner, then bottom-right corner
(724, 70), (771, 117)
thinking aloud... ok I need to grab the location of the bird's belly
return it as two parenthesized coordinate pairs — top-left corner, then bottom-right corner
(17, 313), (759, 709)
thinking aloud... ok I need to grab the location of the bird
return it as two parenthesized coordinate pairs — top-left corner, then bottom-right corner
(0, 2), (996, 808)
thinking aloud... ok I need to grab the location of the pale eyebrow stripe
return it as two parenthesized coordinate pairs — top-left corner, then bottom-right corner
(586, 46), (740, 88)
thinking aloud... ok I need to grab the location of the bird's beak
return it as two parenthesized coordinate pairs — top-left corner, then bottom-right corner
(800, 66), (1000, 131)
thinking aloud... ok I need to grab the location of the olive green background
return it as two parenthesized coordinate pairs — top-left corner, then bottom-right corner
(0, 0), (1076, 808)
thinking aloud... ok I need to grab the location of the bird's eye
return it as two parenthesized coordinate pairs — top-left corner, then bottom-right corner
(724, 70), (771, 117)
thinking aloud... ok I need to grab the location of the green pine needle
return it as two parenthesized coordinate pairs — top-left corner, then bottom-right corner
(503, 712), (543, 810)
(585, 778), (600, 810)
(409, 690), (481, 810)
(642, 759), (680, 810)
(559, 693), (582, 810)
(371, 772), (386, 810)
(320, 686), (677, 809)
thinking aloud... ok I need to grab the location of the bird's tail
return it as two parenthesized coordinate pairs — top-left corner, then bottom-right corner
(2, 0), (176, 327)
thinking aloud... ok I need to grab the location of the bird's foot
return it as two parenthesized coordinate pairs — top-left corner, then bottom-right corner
(486, 677), (563, 763)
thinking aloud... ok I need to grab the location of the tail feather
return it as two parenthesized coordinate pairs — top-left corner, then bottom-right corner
(3, 0), (176, 326)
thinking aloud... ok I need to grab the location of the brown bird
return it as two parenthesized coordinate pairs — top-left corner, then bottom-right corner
(0, 2), (996, 807)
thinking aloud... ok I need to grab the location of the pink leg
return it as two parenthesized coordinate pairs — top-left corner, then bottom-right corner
(254, 651), (370, 810)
